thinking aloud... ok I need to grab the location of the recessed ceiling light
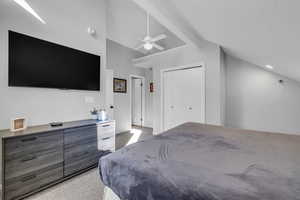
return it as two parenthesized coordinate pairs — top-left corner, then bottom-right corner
(14, 0), (46, 24)
(265, 65), (274, 70)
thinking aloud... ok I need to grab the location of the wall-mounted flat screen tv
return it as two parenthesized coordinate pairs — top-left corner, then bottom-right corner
(9, 31), (101, 91)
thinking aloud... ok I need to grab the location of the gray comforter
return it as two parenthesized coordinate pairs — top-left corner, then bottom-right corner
(99, 123), (300, 200)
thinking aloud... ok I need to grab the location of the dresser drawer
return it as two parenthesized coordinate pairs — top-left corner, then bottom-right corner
(5, 147), (63, 180)
(64, 125), (97, 145)
(4, 131), (63, 157)
(64, 140), (97, 161)
(64, 137), (99, 176)
(64, 150), (99, 176)
(5, 163), (63, 200)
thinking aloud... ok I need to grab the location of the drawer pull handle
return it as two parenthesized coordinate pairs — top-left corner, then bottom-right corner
(21, 174), (37, 182)
(21, 155), (37, 162)
(102, 137), (111, 141)
(102, 125), (110, 127)
(21, 137), (37, 142)
(75, 151), (89, 158)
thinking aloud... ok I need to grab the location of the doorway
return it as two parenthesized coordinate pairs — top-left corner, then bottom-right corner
(130, 75), (145, 127)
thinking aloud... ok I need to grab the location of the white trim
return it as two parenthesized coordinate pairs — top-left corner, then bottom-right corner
(160, 62), (206, 132)
(130, 0), (193, 46)
(130, 0), (208, 50)
(132, 45), (188, 65)
(129, 75), (146, 127)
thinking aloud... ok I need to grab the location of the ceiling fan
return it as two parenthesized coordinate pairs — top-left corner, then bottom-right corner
(135, 12), (167, 51)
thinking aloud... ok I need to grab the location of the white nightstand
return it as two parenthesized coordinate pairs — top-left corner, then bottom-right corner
(97, 120), (116, 152)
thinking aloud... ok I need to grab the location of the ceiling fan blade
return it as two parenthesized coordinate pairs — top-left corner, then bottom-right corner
(135, 44), (144, 50)
(150, 34), (167, 42)
(153, 43), (165, 51)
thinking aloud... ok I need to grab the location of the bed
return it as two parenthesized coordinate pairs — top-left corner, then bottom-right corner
(99, 123), (300, 200)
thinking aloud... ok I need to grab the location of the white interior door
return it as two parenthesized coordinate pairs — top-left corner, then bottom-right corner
(132, 78), (142, 126)
(163, 67), (205, 131)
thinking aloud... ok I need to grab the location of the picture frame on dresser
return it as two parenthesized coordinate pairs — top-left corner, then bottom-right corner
(10, 118), (27, 132)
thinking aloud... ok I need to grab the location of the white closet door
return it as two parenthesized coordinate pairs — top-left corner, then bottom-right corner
(163, 72), (176, 130)
(132, 79), (142, 126)
(163, 67), (205, 131)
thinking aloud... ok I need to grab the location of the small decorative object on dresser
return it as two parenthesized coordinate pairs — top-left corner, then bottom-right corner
(98, 109), (108, 121)
(113, 78), (127, 93)
(10, 117), (27, 132)
(90, 107), (99, 120)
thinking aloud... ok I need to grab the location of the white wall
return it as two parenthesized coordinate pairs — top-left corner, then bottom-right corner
(106, 39), (152, 133)
(0, 0), (107, 130)
(225, 55), (300, 134)
(134, 43), (224, 134)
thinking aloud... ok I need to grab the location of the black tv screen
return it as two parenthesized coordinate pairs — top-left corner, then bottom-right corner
(9, 31), (100, 91)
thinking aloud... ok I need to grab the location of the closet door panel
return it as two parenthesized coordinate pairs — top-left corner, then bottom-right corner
(183, 67), (205, 123)
(171, 69), (188, 127)
(163, 71), (175, 130)
(163, 67), (205, 131)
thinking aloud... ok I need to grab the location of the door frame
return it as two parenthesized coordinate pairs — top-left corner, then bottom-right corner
(105, 69), (114, 119)
(130, 75), (146, 127)
(160, 63), (206, 131)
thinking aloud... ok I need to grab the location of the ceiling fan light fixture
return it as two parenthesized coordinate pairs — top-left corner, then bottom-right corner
(144, 42), (153, 50)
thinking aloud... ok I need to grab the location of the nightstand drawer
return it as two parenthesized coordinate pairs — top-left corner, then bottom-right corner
(97, 122), (115, 133)
(98, 130), (115, 139)
(97, 121), (115, 152)
(98, 137), (115, 151)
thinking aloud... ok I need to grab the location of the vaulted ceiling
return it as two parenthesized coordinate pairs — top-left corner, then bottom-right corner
(106, 0), (185, 56)
(137, 0), (300, 81)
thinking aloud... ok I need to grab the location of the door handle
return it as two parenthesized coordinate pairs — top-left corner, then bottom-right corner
(102, 137), (111, 141)
(21, 174), (37, 182)
(21, 137), (37, 142)
(75, 151), (89, 158)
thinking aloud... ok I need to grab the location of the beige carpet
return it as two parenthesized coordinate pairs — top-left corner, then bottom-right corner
(26, 169), (104, 200)
(20, 126), (153, 200)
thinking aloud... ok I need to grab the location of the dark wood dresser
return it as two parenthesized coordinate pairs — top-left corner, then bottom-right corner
(0, 119), (115, 200)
